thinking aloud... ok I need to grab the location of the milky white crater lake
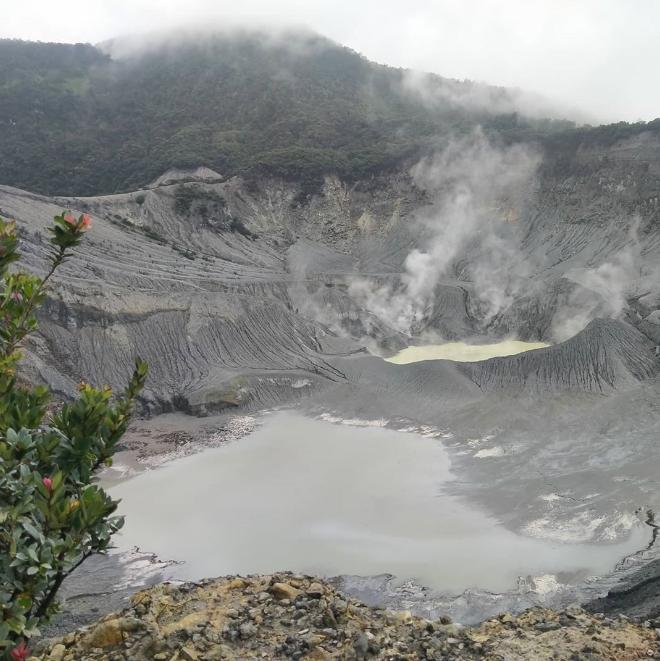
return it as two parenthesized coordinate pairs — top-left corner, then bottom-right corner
(385, 340), (550, 364)
(111, 412), (643, 593)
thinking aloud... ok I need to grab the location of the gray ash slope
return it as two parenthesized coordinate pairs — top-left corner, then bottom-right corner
(2, 127), (660, 567)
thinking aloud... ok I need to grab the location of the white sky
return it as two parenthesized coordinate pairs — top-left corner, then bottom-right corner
(2, 0), (658, 123)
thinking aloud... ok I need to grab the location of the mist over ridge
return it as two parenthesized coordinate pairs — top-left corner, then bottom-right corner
(4, 26), (660, 200)
(5, 0), (660, 122)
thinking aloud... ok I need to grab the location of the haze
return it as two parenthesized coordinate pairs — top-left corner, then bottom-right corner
(1, 0), (658, 124)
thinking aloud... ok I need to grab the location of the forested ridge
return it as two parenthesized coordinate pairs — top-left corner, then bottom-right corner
(1, 31), (659, 196)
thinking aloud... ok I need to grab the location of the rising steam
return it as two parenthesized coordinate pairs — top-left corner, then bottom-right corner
(349, 129), (541, 336)
(549, 217), (653, 341)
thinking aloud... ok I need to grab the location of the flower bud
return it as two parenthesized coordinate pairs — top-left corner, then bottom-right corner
(42, 476), (53, 493)
(10, 640), (30, 661)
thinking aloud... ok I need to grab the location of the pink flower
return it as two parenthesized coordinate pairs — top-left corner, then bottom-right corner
(63, 212), (76, 226)
(80, 213), (92, 231)
(10, 641), (30, 661)
(10, 291), (23, 302)
(42, 477), (53, 493)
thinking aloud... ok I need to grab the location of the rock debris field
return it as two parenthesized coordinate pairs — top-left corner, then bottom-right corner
(34, 574), (660, 660)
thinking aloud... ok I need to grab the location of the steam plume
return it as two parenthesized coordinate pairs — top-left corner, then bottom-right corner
(349, 129), (541, 335)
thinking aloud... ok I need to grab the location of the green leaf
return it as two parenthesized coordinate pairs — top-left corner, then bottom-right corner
(0, 214), (148, 645)
(21, 521), (43, 543)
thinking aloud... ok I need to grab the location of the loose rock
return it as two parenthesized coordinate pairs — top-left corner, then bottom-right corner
(33, 573), (659, 660)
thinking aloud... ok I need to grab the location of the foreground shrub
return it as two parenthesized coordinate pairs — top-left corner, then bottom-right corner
(0, 213), (147, 659)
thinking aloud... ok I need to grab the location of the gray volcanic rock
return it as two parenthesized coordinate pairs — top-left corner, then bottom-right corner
(460, 319), (659, 392)
(2, 128), (659, 414)
(38, 574), (660, 661)
(1, 178), (368, 412)
(640, 311), (660, 344)
(2, 134), (660, 569)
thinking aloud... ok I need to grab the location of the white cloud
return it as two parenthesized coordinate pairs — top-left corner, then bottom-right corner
(2, 0), (659, 122)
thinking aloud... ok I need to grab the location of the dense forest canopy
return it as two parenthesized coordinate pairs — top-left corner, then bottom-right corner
(0, 31), (659, 196)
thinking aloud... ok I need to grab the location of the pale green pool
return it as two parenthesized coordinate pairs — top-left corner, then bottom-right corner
(385, 340), (550, 364)
(110, 412), (644, 594)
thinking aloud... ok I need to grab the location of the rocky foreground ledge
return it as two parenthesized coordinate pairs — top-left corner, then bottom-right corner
(33, 574), (659, 660)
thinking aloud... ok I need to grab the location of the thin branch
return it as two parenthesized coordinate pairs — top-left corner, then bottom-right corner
(33, 550), (92, 620)
(0, 244), (68, 361)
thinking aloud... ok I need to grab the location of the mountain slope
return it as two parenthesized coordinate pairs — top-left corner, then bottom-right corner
(0, 31), (597, 196)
